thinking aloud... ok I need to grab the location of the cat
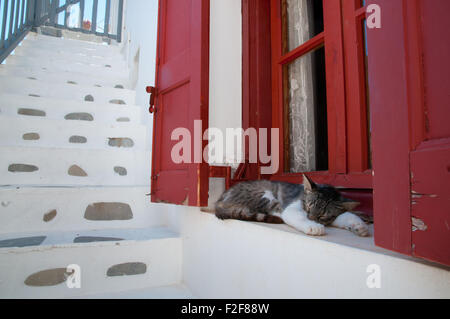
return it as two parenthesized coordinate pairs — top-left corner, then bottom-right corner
(215, 175), (370, 237)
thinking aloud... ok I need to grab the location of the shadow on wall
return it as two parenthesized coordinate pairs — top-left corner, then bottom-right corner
(130, 47), (140, 90)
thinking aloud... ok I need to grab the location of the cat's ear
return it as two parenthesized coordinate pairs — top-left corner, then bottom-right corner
(303, 174), (317, 193)
(341, 200), (361, 211)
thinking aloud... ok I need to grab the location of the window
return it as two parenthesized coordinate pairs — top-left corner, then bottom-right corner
(281, 0), (328, 173)
(270, 0), (372, 191)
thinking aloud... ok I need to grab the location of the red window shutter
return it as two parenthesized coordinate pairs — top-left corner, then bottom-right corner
(150, 0), (210, 207)
(408, 0), (450, 266)
(368, 0), (450, 266)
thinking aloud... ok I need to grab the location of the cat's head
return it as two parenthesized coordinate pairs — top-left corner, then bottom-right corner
(301, 175), (360, 226)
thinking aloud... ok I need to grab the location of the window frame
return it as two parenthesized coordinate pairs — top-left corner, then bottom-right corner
(268, 0), (373, 190)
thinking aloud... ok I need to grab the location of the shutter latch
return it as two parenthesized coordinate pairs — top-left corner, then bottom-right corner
(146, 86), (157, 114)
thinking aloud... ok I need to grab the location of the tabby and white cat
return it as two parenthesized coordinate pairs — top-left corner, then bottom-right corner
(215, 175), (370, 237)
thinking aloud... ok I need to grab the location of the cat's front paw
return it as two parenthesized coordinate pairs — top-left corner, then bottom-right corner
(303, 222), (326, 236)
(349, 223), (370, 237)
(332, 212), (371, 237)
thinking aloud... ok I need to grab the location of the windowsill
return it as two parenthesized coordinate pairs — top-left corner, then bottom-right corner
(260, 222), (381, 253)
(253, 222), (448, 269)
(200, 209), (448, 270)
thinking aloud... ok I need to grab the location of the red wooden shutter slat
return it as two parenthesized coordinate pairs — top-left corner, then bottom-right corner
(367, 0), (413, 256)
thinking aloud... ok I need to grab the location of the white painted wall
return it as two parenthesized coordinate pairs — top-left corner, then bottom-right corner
(209, 0), (243, 165)
(168, 207), (450, 299)
(207, 0), (243, 207)
(122, 0), (159, 152)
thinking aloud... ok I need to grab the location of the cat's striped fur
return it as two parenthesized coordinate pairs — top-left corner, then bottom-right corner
(215, 175), (370, 237)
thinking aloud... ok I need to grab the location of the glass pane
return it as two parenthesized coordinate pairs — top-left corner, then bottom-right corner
(11, 0), (16, 35)
(23, 0), (28, 25)
(284, 46), (328, 173)
(17, 0), (23, 29)
(282, 0), (324, 53)
(57, 5), (66, 26)
(0, 1), (6, 42)
(84, 0), (93, 30)
(5, 0), (12, 39)
(67, 2), (81, 28)
(96, 0), (106, 33)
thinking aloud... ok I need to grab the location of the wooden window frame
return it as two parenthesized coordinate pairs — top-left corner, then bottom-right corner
(269, 0), (373, 190)
(238, 0), (374, 214)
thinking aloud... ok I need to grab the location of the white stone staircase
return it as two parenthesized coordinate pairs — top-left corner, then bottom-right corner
(0, 33), (191, 299)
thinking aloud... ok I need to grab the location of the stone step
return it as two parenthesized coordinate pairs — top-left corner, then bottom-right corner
(14, 43), (127, 68)
(3, 54), (128, 79)
(0, 186), (166, 235)
(23, 33), (122, 57)
(0, 93), (142, 125)
(0, 227), (182, 298)
(0, 76), (136, 106)
(0, 116), (147, 151)
(0, 146), (151, 187)
(0, 65), (131, 90)
(76, 284), (195, 299)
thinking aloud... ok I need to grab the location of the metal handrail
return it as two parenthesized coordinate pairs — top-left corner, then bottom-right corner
(0, 0), (124, 63)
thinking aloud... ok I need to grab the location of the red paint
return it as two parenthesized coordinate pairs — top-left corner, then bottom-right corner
(368, 0), (450, 265)
(342, 0), (370, 173)
(269, 0), (283, 176)
(367, 0), (413, 256)
(150, 0), (210, 206)
(408, 0), (450, 265)
(278, 32), (324, 65)
(419, 1), (450, 141)
(242, 0), (273, 180)
(271, 172), (372, 190)
(323, 0), (347, 175)
(146, 86), (156, 113)
(411, 141), (450, 265)
(341, 190), (373, 216)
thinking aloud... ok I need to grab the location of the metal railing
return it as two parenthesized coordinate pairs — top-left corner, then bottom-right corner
(1, 0), (124, 63)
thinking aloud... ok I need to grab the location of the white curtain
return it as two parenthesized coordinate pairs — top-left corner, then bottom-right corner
(284, 0), (317, 172)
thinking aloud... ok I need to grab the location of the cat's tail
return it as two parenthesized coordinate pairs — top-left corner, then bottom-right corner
(215, 200), (284, 224)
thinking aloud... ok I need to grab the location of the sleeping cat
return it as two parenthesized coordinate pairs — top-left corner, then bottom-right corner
(215, 175), (370, 237)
